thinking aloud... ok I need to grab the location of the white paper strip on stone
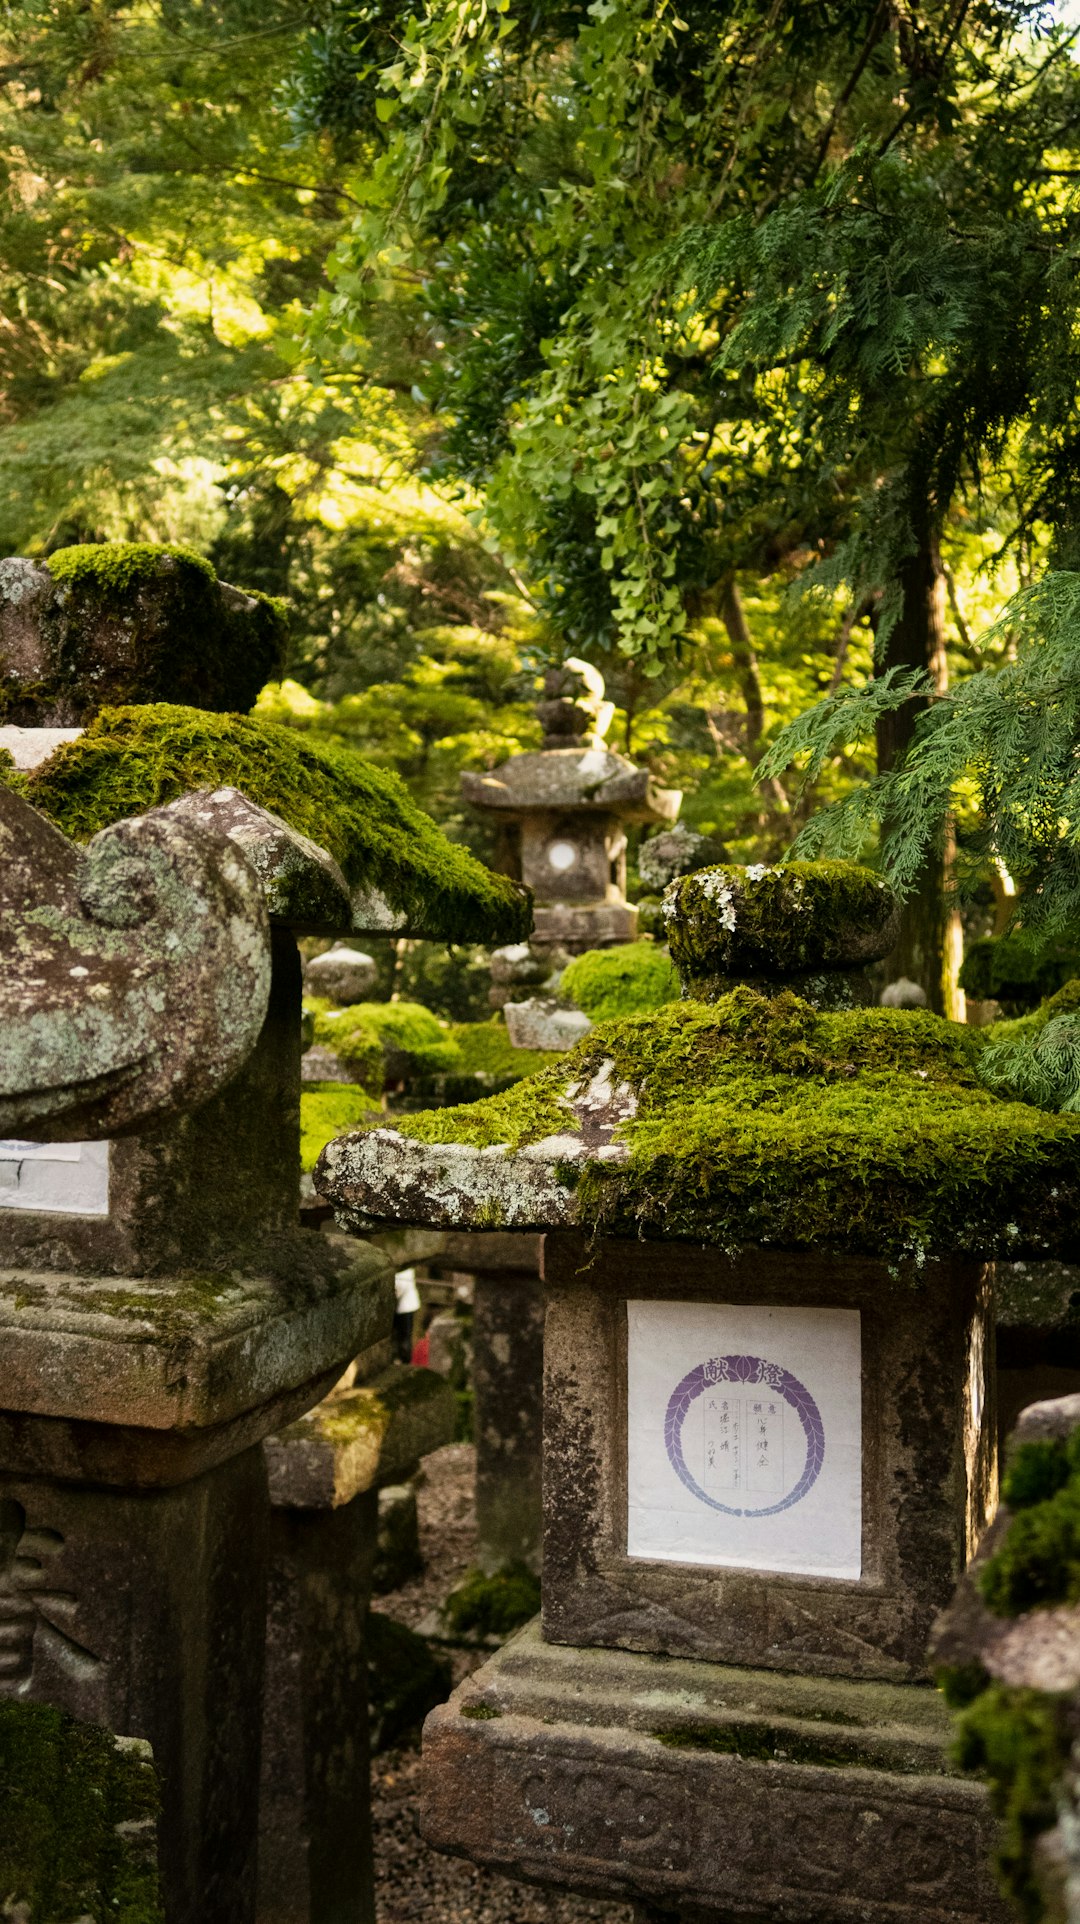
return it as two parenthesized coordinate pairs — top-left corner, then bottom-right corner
(0, 1140), (110, 1216)
(626, 1300), (861, 1580)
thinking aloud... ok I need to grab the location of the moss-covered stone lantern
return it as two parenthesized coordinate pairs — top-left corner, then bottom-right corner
(314, 860), (1080, 1924)
(0, 701), (525, 1924)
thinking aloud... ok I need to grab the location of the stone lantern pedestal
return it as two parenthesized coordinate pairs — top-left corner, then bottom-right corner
(315, 860), (1080, 1924)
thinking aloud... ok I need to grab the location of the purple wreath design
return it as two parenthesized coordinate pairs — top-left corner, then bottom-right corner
(663, 1354), (825, 1518)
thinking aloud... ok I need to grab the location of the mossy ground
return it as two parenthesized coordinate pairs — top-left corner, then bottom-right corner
(25, 703), (530, 945)
(0, 1700), (162, 1923)
(301, 1082), (380, 1172)
(370, 987), (1080, 1261)
(560, 940), (679, 1022)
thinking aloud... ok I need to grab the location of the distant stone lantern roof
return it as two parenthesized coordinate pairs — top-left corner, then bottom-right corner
(316, 860), (1080, 1264)
(460, 744), (678, 822)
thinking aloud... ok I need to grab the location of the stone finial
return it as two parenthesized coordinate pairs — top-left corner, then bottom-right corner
(534, 658), (614, 751)
(638, 823), (729, 893)
(0, 783), (271, 1139)
(0, 545), (286, 725)
(663, 860), (900, 1009)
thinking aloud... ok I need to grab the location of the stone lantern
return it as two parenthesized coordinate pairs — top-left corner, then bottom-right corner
(462, 661), (680, 956)
(314, 860), (1080, 1924)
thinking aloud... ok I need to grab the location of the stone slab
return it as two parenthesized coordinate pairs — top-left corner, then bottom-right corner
(0, 1239), (393, 1484)
(473, 1272), (544, 1574)
(263, 1365), (455, 1510)
(421, 1622), (1010, 1924)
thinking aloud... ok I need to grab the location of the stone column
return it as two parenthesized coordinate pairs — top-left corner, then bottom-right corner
(259, 1362), (455, 1924)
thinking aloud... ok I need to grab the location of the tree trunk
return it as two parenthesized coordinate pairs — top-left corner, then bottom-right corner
(876, 529), (965, 1018)
(719, 577), (788, 817)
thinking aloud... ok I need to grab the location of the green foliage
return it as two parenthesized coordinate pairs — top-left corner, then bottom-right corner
(760, 576), (1080, 942)
(560, 942), (679, 1022)
(0, 1699), (163, 1923)
(978, 1016), (1080, 1117)
(442, 1562), (541, 1640)
(24, 704), (531, 946)
(952, 1683), (1069, 1923)
(389, 987), (1080, 1261)
(300, 1082), (380, 1173)
(443, 1020), (557, 1087)
(306, 1001), (386, 1093)
(980, 1428), (1080, 1618)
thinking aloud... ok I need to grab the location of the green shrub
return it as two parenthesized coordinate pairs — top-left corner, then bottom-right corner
(560, 941), (680, 1021)
(300, 1083), (381, 1172)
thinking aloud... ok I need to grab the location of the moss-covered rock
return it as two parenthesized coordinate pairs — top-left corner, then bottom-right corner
(560, 941), (679, 1022)
(25, 704), (531, 946)
(961, 934), (1080, 1017)
(442, 1561), (541, 1639)
(362, 988), (1080, 1261)
(366, 1611), (451, 1753)
(315, 1001), (461, 1082)
(301, 1082), (381, 1173)
(0, 544), (287, 723)
(0, 1700), (162, 1922)
(663, 860), (899, 997)
(949, 1678), (1071, 1923)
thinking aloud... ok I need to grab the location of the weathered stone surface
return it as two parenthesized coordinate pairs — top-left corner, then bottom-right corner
(462, 747), (679, 821)
(531, 901), (638, 950)
(473, 1272), (544, 1575)
(0, 783), (271, 1140)
(164, 787), (353, 933)
(0, 546), (285, 725)
(0, 1445), (268, 1924)
(373, 1481), (423, 1593)
(0, 1238), (394, 1486)
(0, 721), (82, 769)
(303, 945), (378, 1004)
(540, 1234), (996, 1683)
(263, 1365), (454, 1510)
(421, 1622), (1009, 1923)
(300, 1043), (356, 1085)
(503, 998), (593, 1053)
(638, 823), (729, 892)
(663, 861), (900, 1002)
(489, 943), (556, 988)
(316, 1060), (635, 1235)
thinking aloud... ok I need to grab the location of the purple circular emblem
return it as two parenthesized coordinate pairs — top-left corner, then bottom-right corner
(663, 1353), (825, 1518)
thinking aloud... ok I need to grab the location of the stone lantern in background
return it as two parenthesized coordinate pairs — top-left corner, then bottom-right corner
(313, 859), (1080, 1924)
(464, 661), (680, 1036)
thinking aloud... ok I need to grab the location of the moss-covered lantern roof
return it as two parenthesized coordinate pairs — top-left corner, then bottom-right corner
(316, 858), (1080, 1264)
(314, 987), (1080, 1262)
(12, 704), (531, 946)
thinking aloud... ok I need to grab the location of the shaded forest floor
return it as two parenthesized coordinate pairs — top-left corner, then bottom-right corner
(373, 1444), (633, 1924)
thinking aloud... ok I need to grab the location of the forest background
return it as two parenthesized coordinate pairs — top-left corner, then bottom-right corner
(4, 0), (1080, 1016)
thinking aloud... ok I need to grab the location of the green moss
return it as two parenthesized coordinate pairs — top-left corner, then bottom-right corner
(979, 1427), (1080, 1617)
(0, 1700), (163, 1922)
(960, 934), (1080, 1016)
(460, 1702), (501, 1720)
(27, 704), (531, 946)
(322, 1001), (461, 1077)
(45, 540), (215, 592)
(442, 1561), (541, 1638)
(307, 1000), (386, 1093)
(380, 987), (1080, 1260)
(301, 1083), (380, 1173)
(560, 941), (680, 1022)
(952, 1683), (1069, 1921)
(664, 859), (897, 982)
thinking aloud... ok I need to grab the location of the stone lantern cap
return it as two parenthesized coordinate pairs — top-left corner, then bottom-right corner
(10, 702), (531, 946)
(663, 859), (900, 999)
(461, 745), (679, 824)
(316, 986), (1080, 1263)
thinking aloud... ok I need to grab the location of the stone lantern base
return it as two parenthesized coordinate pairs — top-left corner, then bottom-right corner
(422, 1622), (1010, 1924)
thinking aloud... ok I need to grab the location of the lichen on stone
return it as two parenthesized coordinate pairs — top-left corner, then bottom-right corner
(349, 987), (1080, 1260)
(663, 859), (899, 985)
(25, 704), (532, 945)
(0, 1699), (163, 1922)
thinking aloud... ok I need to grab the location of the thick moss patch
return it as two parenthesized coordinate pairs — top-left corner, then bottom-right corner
(979, 1426), (1080, 1618)
(0, 1700), (162, 1922)
(560, 941), (679, 1022)
(443, 1561), (541, 1638)
(377, 988), (1080, 1260)
(26, 704), (531, 946)
(301, 1083), (380, 1173)
(951, 1682), (1069, 1923)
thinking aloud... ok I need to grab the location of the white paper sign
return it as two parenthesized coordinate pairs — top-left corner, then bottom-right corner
(0, 1140), (110, 1216)
(626, 1300), (862, 1580)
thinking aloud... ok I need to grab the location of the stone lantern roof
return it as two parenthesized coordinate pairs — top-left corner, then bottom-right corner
(460, 744), (678, 822)
(316, 860), (1080, 1263)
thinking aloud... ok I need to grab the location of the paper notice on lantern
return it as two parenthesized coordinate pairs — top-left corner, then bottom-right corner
(626, 1300), (861, 1580)
(0, 1140), (110, 1216)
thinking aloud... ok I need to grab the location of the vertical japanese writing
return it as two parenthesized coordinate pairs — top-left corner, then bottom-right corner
(702, 1396), (784, 1497)
(0, 1499), (101, 1692)
(746, 1398), (784, 1497)
(702, 1394), (741, 1494)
